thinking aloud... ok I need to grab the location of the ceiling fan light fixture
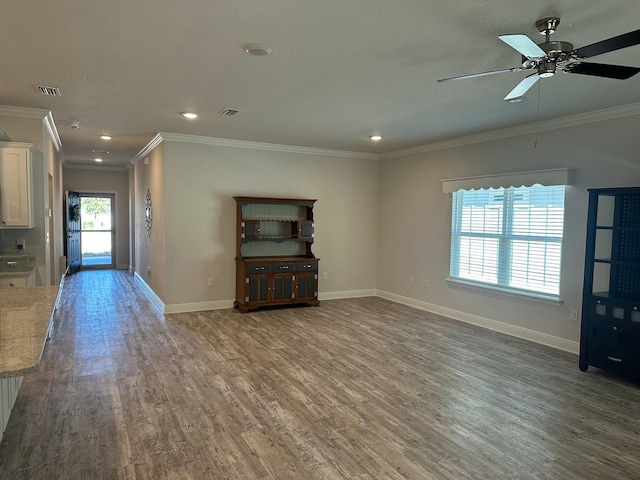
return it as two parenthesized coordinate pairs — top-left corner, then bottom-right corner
(100, 135), (112, 140)
(94, 158), (103, 163)
(370, 135), (382, 141)
(181, 112), (198, 119)
(538, 60), (556, 78)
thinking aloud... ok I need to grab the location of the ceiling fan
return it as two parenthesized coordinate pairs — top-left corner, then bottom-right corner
(437, 17), (640, 101)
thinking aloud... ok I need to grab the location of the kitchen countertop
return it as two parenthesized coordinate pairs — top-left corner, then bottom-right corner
(0, 286), (61, 378)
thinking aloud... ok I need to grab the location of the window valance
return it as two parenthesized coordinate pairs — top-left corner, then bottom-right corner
(441, 167), (573, 194)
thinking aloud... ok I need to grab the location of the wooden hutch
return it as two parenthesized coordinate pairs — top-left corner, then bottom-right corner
(234, 197), (320, 313)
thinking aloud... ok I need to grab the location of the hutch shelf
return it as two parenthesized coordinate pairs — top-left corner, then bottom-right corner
(234, 196), (320, 313)
(579, 187), (640, 380)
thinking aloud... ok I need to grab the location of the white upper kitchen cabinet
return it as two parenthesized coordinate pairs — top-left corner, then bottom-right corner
(0, 143), (39, 229)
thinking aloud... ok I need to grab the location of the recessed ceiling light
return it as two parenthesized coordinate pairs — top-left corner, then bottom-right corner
(181, 112), (198, 119)
(370, 135), (382, 141)
(243, 44), (271, 56)
(100, 135), (112, 140)
(94, 158), (103, 163)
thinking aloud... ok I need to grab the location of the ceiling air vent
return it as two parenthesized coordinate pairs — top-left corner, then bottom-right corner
(37, 85), (62, 96)
(218, 108), (239, 116)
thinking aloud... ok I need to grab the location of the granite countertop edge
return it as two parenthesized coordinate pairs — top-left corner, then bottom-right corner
(0, 285), (61, 379)
(0, 269), (34, 277)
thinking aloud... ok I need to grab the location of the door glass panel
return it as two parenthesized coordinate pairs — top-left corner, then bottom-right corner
(81, 195), (114, 267)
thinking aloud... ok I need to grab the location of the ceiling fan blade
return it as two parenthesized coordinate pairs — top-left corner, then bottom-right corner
(437, 67), (525, 83)
(504, 74), (540, 100)
(499, 34), (547, 59)
(573, 29), (640, 59)
(565, 62), (640, 79)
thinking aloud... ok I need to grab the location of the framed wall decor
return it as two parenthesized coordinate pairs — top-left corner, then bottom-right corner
(145, 188), (152, 237)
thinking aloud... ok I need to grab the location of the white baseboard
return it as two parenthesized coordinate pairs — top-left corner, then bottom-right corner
(164, 300), (234, 314)
(319, 289), (376, 301)
(132, 275), (234, 314)
(134, 272), (165, 313)
(164, 290), (378, 313)
(162, 290), (377, 314)
(376, 290), (579, 355)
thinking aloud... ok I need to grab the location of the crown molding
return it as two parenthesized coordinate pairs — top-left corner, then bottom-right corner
(157, 132), (380, 160)
(43, 111), (63, 152)
(0, 105), (50, 119)
(130, 133), (164, 164)
(0, 141), (38, 149)
(381, 102), (640, 159)
(131, 102), (640, 164)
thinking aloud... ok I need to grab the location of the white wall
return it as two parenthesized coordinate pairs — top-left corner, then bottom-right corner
(378, 115), (640, 349)
(137, 136), (379, 310)
(134, 143), (167, 299)
(63, 168), (131, 270)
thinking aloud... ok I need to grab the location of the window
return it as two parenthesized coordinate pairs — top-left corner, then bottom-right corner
(449, 184), (565, 297)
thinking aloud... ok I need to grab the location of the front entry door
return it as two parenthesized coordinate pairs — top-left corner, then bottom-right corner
(65, 191), (81, 274)
(80, 194), (115, 269)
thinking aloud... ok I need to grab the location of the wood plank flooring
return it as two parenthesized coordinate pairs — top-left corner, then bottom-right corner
(1, 270), (639, 479)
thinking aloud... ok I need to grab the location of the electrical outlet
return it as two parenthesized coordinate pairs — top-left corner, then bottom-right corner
(208, 278), (214, 286)
(570, 309), (578, 321)
(322, 272), (328, 280)
(409, 276), (414, 285)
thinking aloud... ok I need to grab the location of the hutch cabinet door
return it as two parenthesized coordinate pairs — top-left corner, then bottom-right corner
(296, 272), (317, 299)
(241, 220), (261, 240)
(246, 275), (270, 303)
(297, 221), (314, 240)
(272, 274), (295, 302)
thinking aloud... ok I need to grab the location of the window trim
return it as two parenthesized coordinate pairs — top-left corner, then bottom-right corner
(446, 277), (563, 305)
(441, 167), (573, 193)
(443, 169), (573, 302)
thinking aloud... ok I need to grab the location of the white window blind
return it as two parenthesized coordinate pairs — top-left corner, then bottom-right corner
(450, 184), (565, 296)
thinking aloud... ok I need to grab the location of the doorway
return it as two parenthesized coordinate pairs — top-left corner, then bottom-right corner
(80, 194), (115, 269)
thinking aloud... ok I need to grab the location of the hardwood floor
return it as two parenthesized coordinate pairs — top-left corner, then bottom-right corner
(1, 270), (639, 479)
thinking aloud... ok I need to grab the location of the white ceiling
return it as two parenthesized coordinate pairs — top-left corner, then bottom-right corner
(1, 0), (640, 168)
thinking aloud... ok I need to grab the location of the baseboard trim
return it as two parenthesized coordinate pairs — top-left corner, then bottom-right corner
(319, 289), (376, 301)
(164, 300), (234, 314)
(164, 290), (378, 313)
(376, 290), (579, 355)
(134, 273), (165, 313)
